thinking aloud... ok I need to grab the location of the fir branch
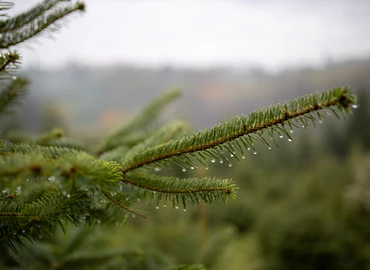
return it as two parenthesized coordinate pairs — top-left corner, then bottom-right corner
(0, 190), (88, 252)
(58, 152), (123, 192)
(0, 142), (82, 159)
(101, 89), (182, 153)
(121, 87), (356, 173)
(31, 128), (64, 145)
(122, 172), (237, 209)
(99, 146), (129, 162)
(0, 50), (19, 74)
(0, 2), (13, 15)
(101, 190), (147, 219)
(0, 0), (63, 32)
(0, 153), (47, 177)
(119, 121), (187, 161)
(0, 76), (29, 115)
(6, 131), (86, 151)
(0, 1), (85, 48)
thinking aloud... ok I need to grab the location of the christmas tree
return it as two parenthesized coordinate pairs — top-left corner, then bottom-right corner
(0, 1), (357, 269)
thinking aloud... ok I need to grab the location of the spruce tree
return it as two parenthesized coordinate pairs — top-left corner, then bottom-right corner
(0, 1), (358, 268)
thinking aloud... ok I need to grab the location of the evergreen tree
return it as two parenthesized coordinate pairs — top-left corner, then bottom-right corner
(0, 1), (358, 269)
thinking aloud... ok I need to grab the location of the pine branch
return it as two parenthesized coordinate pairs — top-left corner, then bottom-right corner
(6, 130), (86, 151)
(0, 142), (82, 158)
(122, 172), (237, 209)
(0, 2), (13, 15)
(0, 190), (88, 252)
(120, 121), (187, 161)
(121, 87), (356, 173)
(100, 89), (182, 153)
(0, 0), (63, 32)
(0, 1), (85, 48)
(0, 145), (123, 197)
(0, 50), (19, 74)
(101, 190), (147, 219)
(99, 146), (129, 162)
(0, 76), (29, 115)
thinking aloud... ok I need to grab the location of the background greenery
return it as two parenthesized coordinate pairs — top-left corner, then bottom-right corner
(1, 1), (370, 269)
(3, 70), (368, 269)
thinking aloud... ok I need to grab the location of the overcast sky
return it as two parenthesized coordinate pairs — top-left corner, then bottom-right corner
(11, 0), (370, 71)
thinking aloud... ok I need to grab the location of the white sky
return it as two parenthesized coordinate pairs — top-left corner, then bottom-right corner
(11, 0), (370, 71)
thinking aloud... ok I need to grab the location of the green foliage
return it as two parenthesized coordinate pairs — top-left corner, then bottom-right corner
(0, 0), (361, 269)
(120, 87), (356, 174)
(100, 89), (183, 153)
(0, 75), (29, 115)
(0, 0), (85, 48)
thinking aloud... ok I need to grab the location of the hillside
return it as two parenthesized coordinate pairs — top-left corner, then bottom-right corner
(8, 58), (370, 136)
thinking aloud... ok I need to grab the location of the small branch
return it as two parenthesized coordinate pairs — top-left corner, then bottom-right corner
(0, 51), (20, 73)
(121, 88), (356, 173)
(121, 175), (233, 195)
(101, 190), (146, 219)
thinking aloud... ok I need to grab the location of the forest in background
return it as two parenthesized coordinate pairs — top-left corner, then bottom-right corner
(4, 57), (370, 135)
(2, 57), (370, 269)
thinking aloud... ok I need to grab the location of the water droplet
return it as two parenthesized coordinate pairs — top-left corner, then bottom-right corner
(228, 163), (232, 167)
(288, 138), (292, 142)
(205, 167), (209, 170)
(279, 135), (283, 139)
(190, 166), (195, 170)
(175, 206), (179, 210)
(48, 176), (56, 182)
(302, 125), (305, 128)
(153, 191), (156, 194)
(220, 160), (224, 164)
(131, 214), (136, 218)
(352, 104), (358, 109)
(247, 147), (251, 151)
(154, 167), (161, 172)
(164, 204), (167, 208)
(253, 151), (257, 155)
(211, 158), (216, 163)
(183, 209), (187, 212)
(182, 168), (186, 172)
(12, 76), (17, 80)
(155, 206), (159, 209)
(318, 120), (323, 124)
(290, 130), (294, 134)
(242, 155), (245, 159)
(67, 194), (70, 198)
(230, 153), (234, 157)
(268, 147), (272, 150)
